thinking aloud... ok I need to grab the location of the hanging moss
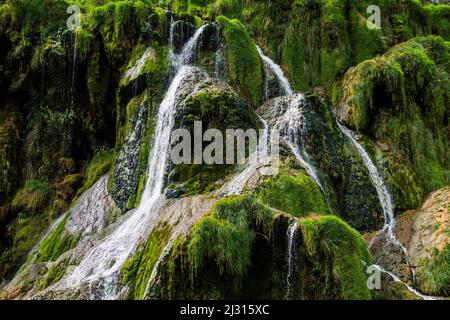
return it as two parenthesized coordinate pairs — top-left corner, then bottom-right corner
(11, 180), (52, 215)
(425, 4), (450, 40)
(348, 7), (386, 65)
(187, 195), (273, 283)
(216, 15), (264, 108)
(299, 215), (372, 300)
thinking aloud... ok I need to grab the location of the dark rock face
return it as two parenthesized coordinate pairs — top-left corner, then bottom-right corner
(109, 101), (148, 212)
(260, 94), (384, 231)
(170, 20), (195, 53)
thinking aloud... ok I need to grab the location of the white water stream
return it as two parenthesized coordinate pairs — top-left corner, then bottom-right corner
(59, 24), (210, 299)
(336, 123), (435, 299)
(286, 219), (299, 298)
(257, 46), (293, 96)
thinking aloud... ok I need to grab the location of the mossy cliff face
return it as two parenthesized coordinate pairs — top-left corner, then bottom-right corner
(207, 0), (450, 94)
(147, 196), (372, 300)
(215, 16), (264, 108)
(0, 0), (449, 300)
(334, 36), (450, 208)
(259, 94), (384, 231)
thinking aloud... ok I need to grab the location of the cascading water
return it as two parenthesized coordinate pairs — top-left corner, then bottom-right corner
(71, 32), (77, 110)
(256, 47), (324, 194)
(273, 95), (326, 195)
(336, 122), (436, 299)
(222, 46), (293, 195)
(256, 46), (293, 96)
(56, 24), (210, 299)
(286, 219), (299, 299)
(372, 265), (437, 300)
(172, 23), (209, 69)
(337, 123), (396, 241)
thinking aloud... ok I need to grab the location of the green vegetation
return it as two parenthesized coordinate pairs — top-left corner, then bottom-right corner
(216, 15), (263, 108)
(75, 147), (113, 199)
(299, 215), (372, 299)
(122, 225), (172, 300)
(187, 195), (273, 283)
(12, 180), (52, 214)
(35, 214), (79, 262)
(168, 81), (259, 195)
(417, 244), (450, 297)
(38, 257), (70, 290)
(335, 36), (450, 193)
(0, 0), (449, 300)
(257, 173), (329, 217)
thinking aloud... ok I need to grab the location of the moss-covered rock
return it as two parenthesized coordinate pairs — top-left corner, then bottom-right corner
(260, 93), (384, 231)
(36, 214), (79, 263)
(298, 215), (372, 299)
(216, 15), (264, 108)
(334, 36), (450, 198)
(148, 196), (372, 300)
(257, 173), (329, 217)
(121, 224), (172, 300)
(168, 78), (260, 196)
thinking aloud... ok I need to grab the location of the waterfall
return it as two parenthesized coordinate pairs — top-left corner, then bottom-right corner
(336, 122), (426, 295)
(336, 123), (396, 242)
(56, 24), (209, 299)
(286, 219), (299, 298)
(222, 47), (324, 197)
(172, 23), (209, 69)
(213, 24), (226, 79)
(256, 46), (293, 97)
(71, 32), (77, 110)
(256, 47), (323, 193)
(273, 95), (326, 194)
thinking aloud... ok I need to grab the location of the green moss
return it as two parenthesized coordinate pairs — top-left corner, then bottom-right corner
(348, 7), (386, 65)
(75, 146), (113, 199)
(63, 173), (83, 190)
(187, 195), (273, 284)
(38, 257), (70, 291)
(121, 225), (172, 300)
(12, 180), (52, 215)
(299, 215), (372, 300)
(416, 244), (450, 297)
(335, 36), (450, 194)
(425, 4), (450, 41)
(216, 15), (263, 108)
(257, 173), (329, 217)
(7, 209), (54, 263)
(36, 214), (79, 263)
